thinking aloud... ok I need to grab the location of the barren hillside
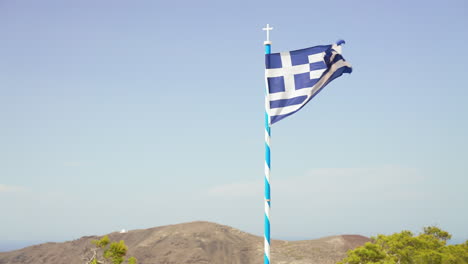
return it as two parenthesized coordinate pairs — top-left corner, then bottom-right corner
(0, 221), (369, 264)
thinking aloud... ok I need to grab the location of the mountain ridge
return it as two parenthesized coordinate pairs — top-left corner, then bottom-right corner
(0, 221), (369, 264)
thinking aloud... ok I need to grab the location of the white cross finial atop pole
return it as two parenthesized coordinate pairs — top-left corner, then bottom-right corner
(263, 24), (273, 45)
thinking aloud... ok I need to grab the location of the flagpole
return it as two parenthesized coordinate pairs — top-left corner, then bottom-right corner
(262, 24), (273, 264)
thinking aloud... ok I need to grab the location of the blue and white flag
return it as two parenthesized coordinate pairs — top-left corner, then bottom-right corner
(265, 41), (352, 124)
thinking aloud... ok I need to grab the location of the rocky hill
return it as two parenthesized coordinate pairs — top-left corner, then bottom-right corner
(0, 221), (369, 264)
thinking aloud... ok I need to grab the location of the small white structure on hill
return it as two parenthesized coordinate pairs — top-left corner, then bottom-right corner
(120, 229), (128, 233)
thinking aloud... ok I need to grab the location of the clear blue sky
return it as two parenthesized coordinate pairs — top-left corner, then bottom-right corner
(1, 0), (467, 249)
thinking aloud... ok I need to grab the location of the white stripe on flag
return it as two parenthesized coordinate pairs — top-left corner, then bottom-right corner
(308, 52), (325, 63)
(309, 69), (326, 79)
(268, 86), (310, 101)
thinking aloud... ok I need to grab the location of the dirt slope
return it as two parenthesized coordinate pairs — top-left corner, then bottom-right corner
(0, 221), (369, 264)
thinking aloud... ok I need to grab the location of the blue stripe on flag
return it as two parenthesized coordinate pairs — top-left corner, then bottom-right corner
(294, 73), (319, 90)
(290, 45), (330, 65)
(270, 111), (297, 124)
(270, 95), (307, 109)
(310, 61), (327, 71)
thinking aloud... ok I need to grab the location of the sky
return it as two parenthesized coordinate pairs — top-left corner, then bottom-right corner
(1, 0), (467, 251)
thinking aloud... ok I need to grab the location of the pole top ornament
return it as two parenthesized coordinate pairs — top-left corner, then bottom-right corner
(263, 24), (273, 45)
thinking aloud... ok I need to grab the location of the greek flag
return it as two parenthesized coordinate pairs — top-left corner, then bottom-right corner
(265, 40), (352, 124)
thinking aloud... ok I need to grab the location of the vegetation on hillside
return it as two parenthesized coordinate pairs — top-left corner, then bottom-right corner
(83, 235), (137, 264)
(339, 226), (468, 264)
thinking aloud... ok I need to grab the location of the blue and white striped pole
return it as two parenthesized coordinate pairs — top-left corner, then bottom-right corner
(262, 23), (273, 264)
